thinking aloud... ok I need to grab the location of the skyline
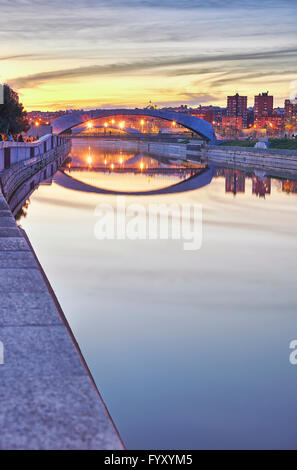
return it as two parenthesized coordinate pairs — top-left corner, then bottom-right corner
(1, 0), (297, 110)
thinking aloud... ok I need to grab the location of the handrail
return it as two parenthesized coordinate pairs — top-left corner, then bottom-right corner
(0, 133), (52, 150)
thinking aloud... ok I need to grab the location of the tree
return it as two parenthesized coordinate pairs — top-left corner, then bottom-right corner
(0, 84), (29, 135)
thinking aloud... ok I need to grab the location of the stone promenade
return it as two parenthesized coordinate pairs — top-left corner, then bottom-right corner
(0, 192), (123, 450)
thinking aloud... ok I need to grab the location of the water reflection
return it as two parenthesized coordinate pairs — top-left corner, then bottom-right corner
(16, 138), (297, 450)
(214, 167), (297, 198)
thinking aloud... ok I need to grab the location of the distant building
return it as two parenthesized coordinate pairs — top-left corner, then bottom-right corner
(222, 115), (243, 130)
(253, 112), (284, 133)
(227, 94), (248, 128)
(284, 99), (297, 122)
(190, 107), (214, 124)
(254, 92), (274, 118)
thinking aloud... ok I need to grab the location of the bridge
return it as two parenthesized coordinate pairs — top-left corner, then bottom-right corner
(54, 166), (214, 196)
(51, 109), (217, 144)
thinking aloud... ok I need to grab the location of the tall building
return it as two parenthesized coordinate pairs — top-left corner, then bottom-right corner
(227, 93), (248, 127)
(254, 92), (274, 118)
(284, 99), (297, 121)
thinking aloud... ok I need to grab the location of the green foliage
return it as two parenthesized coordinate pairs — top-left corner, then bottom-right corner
(269, 139), (297, 150)
(219, 139), (297, 150)
(219, 140), (256, 147)
(0, 84), (29, 135)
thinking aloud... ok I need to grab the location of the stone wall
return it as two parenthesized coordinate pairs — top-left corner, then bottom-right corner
(204, 145), (297, 171)
(0, 135), (71, 212)
(0, 134), (67, 171)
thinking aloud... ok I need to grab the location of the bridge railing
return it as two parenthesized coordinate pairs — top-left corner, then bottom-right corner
(0, 134), (68, 171)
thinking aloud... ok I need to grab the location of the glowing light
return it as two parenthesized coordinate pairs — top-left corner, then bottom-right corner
(140, 119), (145, 125)
(111, 163), (115, 170)
(119, 157), (123, 164)
(87, 156), (92, 164)
(172, 121), (176, 127)
(104, 122), (108, 127)
(140, 161), (144, 170)
(87, 122), (93, 129)
(35, 121), (39, 127)
(111, 119), (115, 124)
(119, 121), (125, 129)
(104, 159), (107, 165)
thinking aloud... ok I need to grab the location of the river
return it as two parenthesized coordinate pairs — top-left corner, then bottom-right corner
(18, 138), (297, 449)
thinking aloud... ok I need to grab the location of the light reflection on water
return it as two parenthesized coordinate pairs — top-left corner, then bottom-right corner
(18, 139), (297, 449)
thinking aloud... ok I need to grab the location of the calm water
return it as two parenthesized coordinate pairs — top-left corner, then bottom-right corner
(19, 139), (297, 449)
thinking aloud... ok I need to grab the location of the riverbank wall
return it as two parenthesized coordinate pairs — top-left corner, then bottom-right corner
(204, 145), (297, 171)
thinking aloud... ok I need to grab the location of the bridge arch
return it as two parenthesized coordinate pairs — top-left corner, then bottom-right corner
(51, 109), (217, 143)
(54, 166), (214, 196)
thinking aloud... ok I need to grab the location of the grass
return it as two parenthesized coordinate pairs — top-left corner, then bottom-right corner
(268, 139), (297, 150)
(219, 140), (256, 147)
(219, 138), (297, 150)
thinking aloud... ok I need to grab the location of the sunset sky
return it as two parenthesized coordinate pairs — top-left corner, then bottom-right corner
(1, 0), (297, 111)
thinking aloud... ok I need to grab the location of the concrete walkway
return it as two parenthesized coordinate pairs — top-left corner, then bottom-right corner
(0, 193), (124, 450)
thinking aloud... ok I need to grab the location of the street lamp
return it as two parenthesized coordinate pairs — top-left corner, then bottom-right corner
(140, 119), (145, 133)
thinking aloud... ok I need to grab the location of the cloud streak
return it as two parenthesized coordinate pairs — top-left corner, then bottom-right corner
(10, 47), (297, 89)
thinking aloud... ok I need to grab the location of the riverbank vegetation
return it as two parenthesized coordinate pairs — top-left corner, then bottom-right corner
(219, 139), (297, 150)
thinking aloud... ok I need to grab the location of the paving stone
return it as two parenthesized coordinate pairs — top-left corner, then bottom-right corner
(0, 217), (18, 228)
(0, 268), (48, 293)
(0, 211), (14, 218)
(0, 325), (86, 378)
(0, 251), (37, 269)
(0, 191), (123, 449)
(0, 228), (21, 238)
(0, 292), (62, 326)
(0, 375), (123, 450)
(0, 238), (30, 251)
(0, 198), (10, 211)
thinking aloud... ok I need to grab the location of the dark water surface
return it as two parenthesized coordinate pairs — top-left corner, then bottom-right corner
(18, 139), (297, 449)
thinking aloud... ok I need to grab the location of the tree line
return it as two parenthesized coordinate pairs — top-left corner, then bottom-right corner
(0, 84), (29, 136)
